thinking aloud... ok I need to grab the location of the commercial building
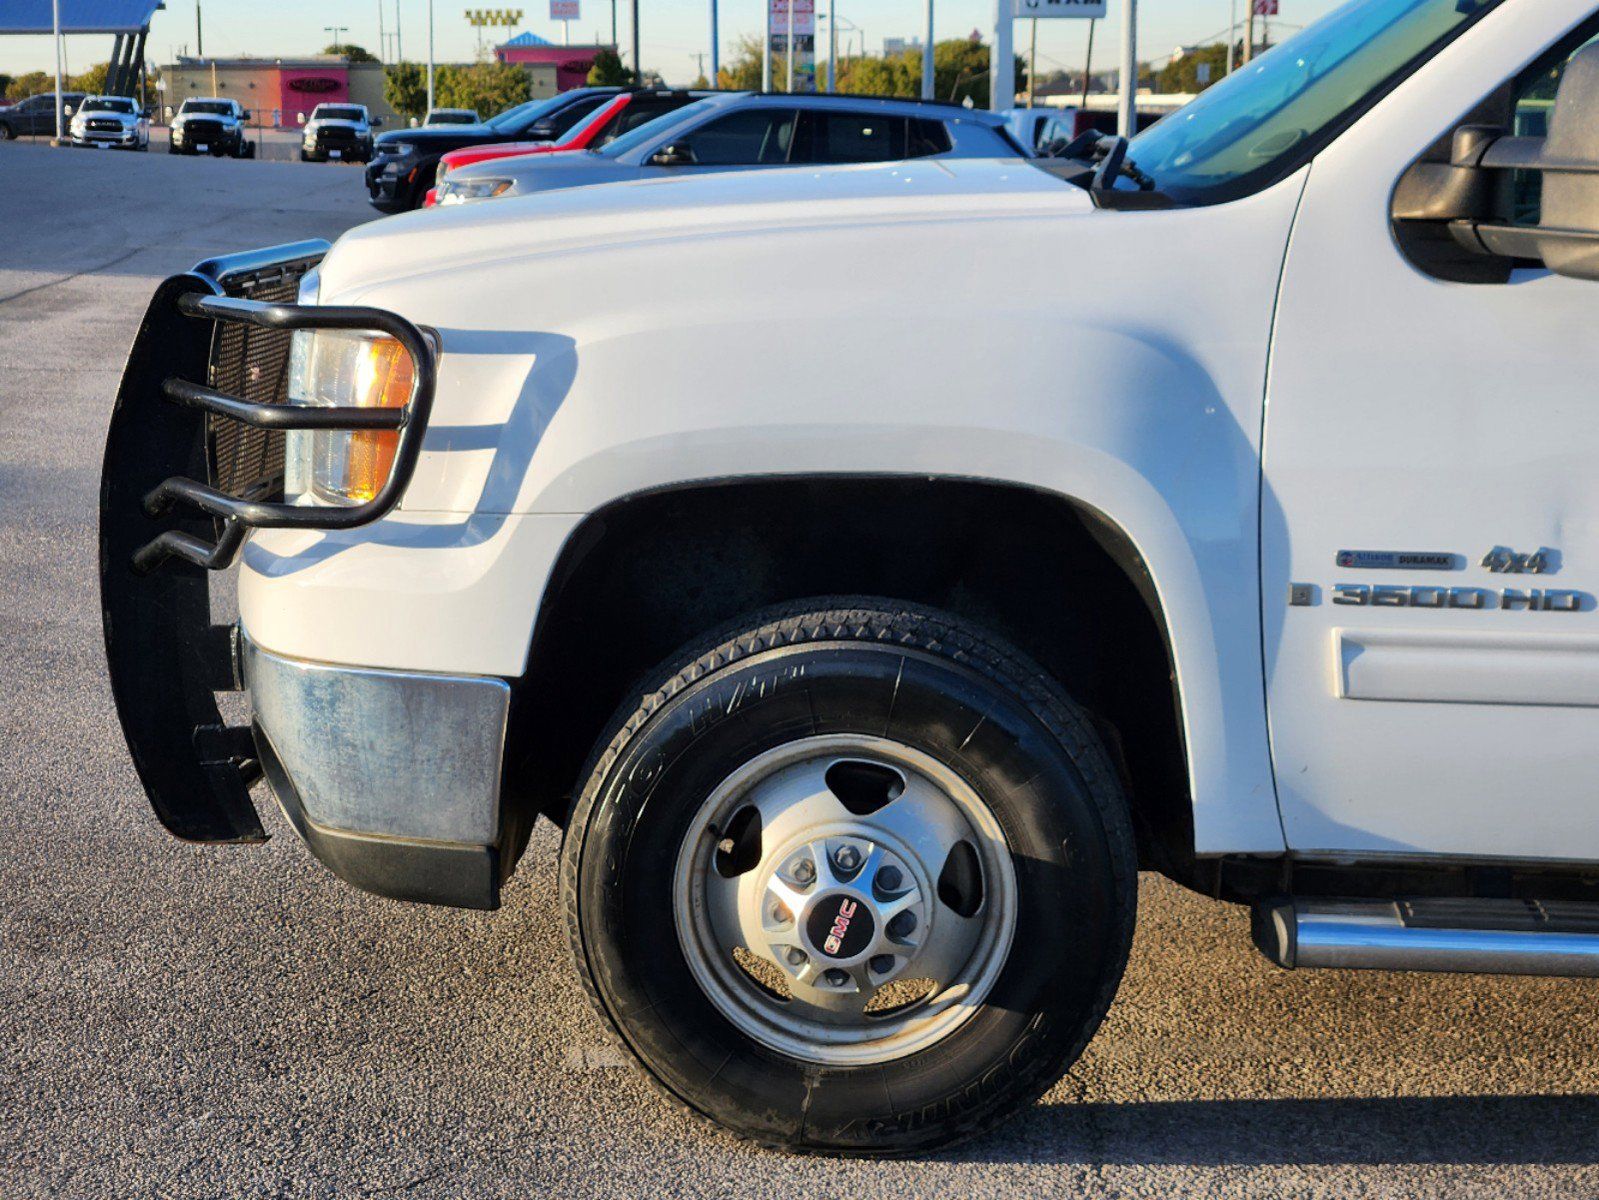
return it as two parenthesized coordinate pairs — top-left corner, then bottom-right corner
(495, 32), (611, 97)
(158, 57), (403, 128)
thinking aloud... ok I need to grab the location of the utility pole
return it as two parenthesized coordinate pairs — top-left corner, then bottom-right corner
(762, 0), (772, 91)
(709, 0), (719, 84)
(1026, 17), (1037, 107)
(395, 0), (403, 62)
(1225, 0), (1237, 74)
(1117, 0), (1136, 137)
(922, 0), (934, 100)
(1080, 17), (1095, 107)
(1244, 0), (1255, 64)
(427, 0), (436, 114)
(631, 0), (640, 85)
(196, 0), (203, 57)
(989, 0), (1012, 113)
(827, 0), (836, 91)
(379, 1), (387, 61)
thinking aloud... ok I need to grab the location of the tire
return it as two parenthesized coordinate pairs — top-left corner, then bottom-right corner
(0, 123), (13, 141)
(560, 598), (1137, 1155)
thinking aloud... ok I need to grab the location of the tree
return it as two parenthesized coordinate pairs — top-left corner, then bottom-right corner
(1154, 43), (1230, 94)
(0, 74), (13, 100)
(325, 43), (380, 63)
(6, 71), (50, 101)
(72, 61), (110, 95)
(587, 46), (636, 86)
(716, 34), (769, 91)
(384, 61), (428, 121)
(437, 61), (530, 120)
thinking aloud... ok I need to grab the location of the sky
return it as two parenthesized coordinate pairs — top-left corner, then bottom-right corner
(0, 0), (1346, 88)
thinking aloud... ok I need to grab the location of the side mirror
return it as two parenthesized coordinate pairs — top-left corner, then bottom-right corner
(529, 118), (558, 139)
(372, 116), (384, 127)
(297, 112), (307, 125)
(1394, 41), (1599, 282)
(63, 105), (75, 116)
(649, 143), (696, 167)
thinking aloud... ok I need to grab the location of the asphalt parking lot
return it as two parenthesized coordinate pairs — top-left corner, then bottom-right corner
(2, 141), (1597, 1199)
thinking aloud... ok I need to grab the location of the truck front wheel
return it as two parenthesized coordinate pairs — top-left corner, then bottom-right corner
(560, 599), (1136, 1154)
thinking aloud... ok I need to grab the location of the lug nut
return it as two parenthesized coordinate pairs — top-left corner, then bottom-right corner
(787, 947), (807, 967)
(869, 954), (895, 975)
(823, 968), (849, 987)
(769, 901), (790, 923)
(875, 865), (903, 892)
(887, 911), (917, 939)
(834, 845), (861, 872)
(791, 858), (815, 884)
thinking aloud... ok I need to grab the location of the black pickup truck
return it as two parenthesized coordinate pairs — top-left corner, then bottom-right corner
(0, 91), (87, 139)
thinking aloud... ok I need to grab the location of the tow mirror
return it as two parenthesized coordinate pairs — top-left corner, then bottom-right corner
(1393, 41), (1599, 282)
(650, 143), (695, 167)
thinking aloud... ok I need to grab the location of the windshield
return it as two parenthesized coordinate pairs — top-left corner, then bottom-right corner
(315, 106), (364, 122)
(1128, 0), (1504, 203)
(181, 101), (232, 115)
(83, 98), (134, 113)
(600, 97), (718, 158)
(486, 93), (570, 132)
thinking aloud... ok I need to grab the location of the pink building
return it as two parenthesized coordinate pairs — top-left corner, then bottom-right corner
(495, 32), (611, 95)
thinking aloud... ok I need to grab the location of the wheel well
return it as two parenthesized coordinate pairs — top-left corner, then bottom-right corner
(504, 478), (1195, 881)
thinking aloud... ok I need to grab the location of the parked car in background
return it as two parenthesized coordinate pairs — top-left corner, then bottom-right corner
(169, 97), (252, 157)
(0, 91), (87, 139)
(301, 102), (379, 163)
(424, 107), (479, 125)
(1005, 105), (1165, 154)
(366, 87), (623, 212)
(428, 89), (720, 206)
(435, 92), (1025, 206)
(68, 94), (149, 150)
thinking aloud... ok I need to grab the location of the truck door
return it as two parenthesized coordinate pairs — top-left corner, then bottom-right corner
(1263, 6), (1599, 861)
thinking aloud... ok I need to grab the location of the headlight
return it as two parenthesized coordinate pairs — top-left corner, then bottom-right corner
(386, 141), (416, 158)
(437, 177), (514, 205)
(284, 329), (416, 506)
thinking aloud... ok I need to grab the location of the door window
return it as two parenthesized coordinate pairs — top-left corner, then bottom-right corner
(676, 109), (798, 165)
(810, 112), (906, 163)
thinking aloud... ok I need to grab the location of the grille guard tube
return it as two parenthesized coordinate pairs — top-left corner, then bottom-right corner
(99, 240), (436, 844)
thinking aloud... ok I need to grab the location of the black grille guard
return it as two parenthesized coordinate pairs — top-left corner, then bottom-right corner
(99, 239), (437, 843)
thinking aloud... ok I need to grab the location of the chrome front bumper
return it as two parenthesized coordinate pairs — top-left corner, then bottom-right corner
(244, 636), (512, 909)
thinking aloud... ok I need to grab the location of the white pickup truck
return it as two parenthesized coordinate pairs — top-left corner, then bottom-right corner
(100, 0), (1599, 1155)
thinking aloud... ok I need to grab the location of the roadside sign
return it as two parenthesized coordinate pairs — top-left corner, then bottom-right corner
(768, 0), (817, 92)
(551, 0), (580, 17)
(1013, 0), (1107, 17)
(769, 0), (815, 37)
(1253, 0), (1279, 13)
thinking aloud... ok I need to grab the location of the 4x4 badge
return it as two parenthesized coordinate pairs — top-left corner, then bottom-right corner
(1482, 546), (1552, 574)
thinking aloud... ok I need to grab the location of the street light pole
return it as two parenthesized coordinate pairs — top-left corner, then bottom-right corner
(827, 0), (837, 91)
(1080, 17), (1095, 107)
(52, 0), (63, 144)
(709, 0), (719, 84)
(1117, 0), (1136, 137)
(1026, 16), (1037, 107)
(427, 0), (435, 115)
(763, 0), (773, 91)
(1225, 0), (1237, 74)
(631, 0), (641, 84)
(989, 0), (1012, 113)
(921, 0), (934, 100)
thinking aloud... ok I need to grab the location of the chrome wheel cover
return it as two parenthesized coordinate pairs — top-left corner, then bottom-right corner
(673, 734), (1018, 1066)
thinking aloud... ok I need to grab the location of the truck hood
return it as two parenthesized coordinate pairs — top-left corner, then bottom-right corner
(321, 156), (1092, 300)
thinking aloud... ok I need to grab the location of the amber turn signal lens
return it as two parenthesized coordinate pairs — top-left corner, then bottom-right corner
(342, 336), (414, 503)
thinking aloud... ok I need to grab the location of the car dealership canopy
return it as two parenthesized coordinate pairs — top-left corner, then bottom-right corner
(0, 1), (165, 99)
(0, 0), (164, 35)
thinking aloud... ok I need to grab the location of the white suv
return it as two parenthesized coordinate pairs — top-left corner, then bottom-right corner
(100, 0), (1599, 1157)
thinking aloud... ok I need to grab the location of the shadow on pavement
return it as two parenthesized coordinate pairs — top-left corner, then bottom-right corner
(957, 1093), (1599, 1167)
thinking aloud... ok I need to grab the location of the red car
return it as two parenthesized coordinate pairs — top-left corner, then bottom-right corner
(425, 89), (713, 207)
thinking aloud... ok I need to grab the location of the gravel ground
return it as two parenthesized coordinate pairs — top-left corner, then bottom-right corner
(2, 141), (1597, 1199)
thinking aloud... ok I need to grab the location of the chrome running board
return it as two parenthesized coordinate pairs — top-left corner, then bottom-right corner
(1253, 898), (1599, 978)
